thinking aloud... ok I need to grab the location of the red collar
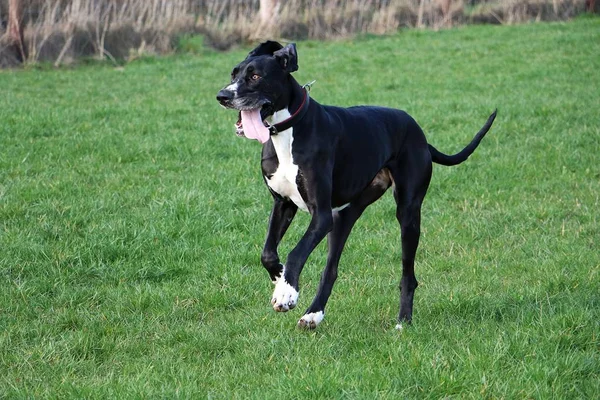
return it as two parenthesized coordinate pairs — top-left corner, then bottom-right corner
(268, 89), (310, 134)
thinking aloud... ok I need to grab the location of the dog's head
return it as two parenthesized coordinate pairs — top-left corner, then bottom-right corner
(216, 41), (298, 143)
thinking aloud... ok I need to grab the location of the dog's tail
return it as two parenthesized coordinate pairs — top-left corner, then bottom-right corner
(429, 110), (497, 166)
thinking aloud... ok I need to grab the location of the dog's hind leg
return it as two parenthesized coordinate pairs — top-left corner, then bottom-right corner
(296, 208), (358, 329)
(390, 149), (432, 330)
(261, 198), (298, 284)
(298, 170), (393, 329)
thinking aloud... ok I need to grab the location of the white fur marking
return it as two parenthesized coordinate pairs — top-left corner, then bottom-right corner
(333, 203), (350, 212)
(225, 82), (239, 93)
(271, 268), (283, 285)
(271, 277), (299, 312)
(266, 108), (309, 212)
(395, 323), (403, 331)
(298, 311), (325, 328)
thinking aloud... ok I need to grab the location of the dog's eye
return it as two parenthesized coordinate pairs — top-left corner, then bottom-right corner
(250, 74), (260, 81)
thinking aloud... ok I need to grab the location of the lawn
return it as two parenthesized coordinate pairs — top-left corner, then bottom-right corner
(1, 17), (599, 398)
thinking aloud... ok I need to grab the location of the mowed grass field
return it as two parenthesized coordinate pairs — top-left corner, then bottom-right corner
(1, 17), (599, 398)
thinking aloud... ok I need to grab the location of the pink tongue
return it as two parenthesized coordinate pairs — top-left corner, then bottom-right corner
(240, 109), (270, 144)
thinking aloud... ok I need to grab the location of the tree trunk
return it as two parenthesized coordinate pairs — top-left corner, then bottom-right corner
(417, 0), (425, 28)
(7, 0), (27, 63)
(259, 0), (278, 27)
(256, 0), (279, 39)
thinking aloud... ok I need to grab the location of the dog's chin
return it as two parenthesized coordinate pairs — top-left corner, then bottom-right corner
(235, 113), (245, 137)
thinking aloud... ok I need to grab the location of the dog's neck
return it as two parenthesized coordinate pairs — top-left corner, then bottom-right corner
(271, 77), (306, 125)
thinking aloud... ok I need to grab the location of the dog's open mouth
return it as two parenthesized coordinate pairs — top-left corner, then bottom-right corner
(235, 108), (272, 144)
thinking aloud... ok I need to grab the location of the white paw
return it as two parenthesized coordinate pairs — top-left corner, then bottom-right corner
(395, 323), (403, 331)
(271, 278), (298, 312)
(297, 311), (324, 329)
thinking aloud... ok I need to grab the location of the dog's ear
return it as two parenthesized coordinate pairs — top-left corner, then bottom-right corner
(247, 40), (284, 59)
(273, 43), (298, 73)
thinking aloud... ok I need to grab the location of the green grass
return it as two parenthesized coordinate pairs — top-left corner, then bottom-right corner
(1, 18), (599, 398)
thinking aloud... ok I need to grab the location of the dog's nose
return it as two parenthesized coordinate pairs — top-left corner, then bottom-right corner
(216, 89), (234, 103)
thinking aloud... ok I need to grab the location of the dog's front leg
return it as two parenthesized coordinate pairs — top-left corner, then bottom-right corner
(271, 169), (334, 312)
(261, 198), (298, 284)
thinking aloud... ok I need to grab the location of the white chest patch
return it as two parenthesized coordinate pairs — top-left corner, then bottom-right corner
(265, 109), (309, 212)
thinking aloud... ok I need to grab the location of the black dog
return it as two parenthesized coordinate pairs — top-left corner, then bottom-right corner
(217, 41), (496, 329)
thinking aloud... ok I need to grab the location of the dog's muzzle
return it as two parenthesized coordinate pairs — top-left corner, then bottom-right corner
(217, 89), (275, 143)
(216, 89), (272, 111)
(216, 89), (235, 108)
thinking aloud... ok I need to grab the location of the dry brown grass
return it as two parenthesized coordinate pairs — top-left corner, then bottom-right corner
(0, 0), (591, 66)
(468, 0), (587, 24)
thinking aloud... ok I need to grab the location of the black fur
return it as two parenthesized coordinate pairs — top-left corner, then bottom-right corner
(217, 41), (497, 329)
